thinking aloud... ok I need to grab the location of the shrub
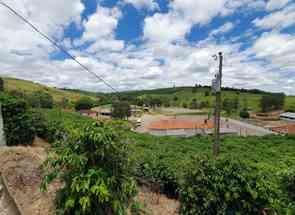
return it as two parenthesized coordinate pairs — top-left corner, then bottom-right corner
(75, 97), (94, 110)
(0, 93), (35, 146)
(111, 101), (131, 119)
(180, 157), (278, 215)
(30, 109), (66, 143)
(0, 77), (4, 91)
(281, 169), (295, 201)
(28, 91), (54, 108)
(41, 122), (137, 215)
(240, 109), (250, 118)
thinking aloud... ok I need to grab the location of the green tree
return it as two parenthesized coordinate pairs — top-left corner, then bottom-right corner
(75, 97), (94, 110)
(260, 93), (285, 112)
(41, 122), (137, 215)
(0, 77), (4, 91)
(190, 98), (198, 109)
(111, 101), (131, 119)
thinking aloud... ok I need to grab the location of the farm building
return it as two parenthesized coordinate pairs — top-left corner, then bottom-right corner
(280, 112), (295, 121)
(148, 119), (214, 137)
(270, 124), (295, 135)
(92, 106), (112, 118)
(78, 109), (98, 118)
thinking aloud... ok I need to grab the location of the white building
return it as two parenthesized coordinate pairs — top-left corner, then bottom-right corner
(280, 112), (295, 121)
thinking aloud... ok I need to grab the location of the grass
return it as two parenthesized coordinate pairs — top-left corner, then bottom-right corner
(118, 87), (295, 112)
(2, 77), (97, 103)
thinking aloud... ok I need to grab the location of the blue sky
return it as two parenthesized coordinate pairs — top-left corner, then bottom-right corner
(0, 0), (295, 94)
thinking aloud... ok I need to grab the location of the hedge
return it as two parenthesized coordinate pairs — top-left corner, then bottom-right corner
(0, 92), (35, 146)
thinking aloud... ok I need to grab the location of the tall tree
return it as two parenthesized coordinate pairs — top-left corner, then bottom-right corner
(0, 77), (4, 91)
(111, 101), (131, 119)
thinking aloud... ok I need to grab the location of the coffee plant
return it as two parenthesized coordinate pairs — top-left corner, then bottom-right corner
(0, 92), (35, 145)
(41, 122), (137, 215)
(180, 157), (279, 215)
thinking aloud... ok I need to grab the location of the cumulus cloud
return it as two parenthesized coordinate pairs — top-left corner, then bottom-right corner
(123, 0), (159, 11)
(0, 0), (295, 95)
(266, 0), (292, 11)
(254, 4), (295, 30)
(144, 13), (191, 43)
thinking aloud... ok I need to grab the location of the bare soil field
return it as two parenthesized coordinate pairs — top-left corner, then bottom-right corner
(0, 139), (58, 215)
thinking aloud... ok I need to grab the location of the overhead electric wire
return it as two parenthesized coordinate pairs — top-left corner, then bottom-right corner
(0, 1), (119, 94)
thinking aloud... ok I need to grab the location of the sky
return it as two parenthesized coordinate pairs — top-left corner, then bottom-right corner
(0, 0), (294, 94)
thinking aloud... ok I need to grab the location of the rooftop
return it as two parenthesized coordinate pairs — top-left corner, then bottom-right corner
(271, 124), (295, 134)
(148, 119), (214, 130)
(280, 112), (295, 118)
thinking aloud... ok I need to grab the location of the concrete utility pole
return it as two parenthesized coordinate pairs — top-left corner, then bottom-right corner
(212, 52), (223, 158)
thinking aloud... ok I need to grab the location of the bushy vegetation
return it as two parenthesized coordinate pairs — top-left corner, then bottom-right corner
(239, 109), (250, 118)
(129, 133), (295, 213)
(0, 92), (35, 145)
(111, 101), (131, 119)
(180, 157), (278, 214)
(281, 169), (295, 201)
(0, 77), (4, 91)
(41, 122), (137, 215)
(260, 93), (285, 112)
(28, 90), (54, 108)
(75, 97), (95, 110)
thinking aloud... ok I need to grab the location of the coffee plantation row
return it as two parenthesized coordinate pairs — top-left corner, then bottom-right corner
(37, 109), (295, 214)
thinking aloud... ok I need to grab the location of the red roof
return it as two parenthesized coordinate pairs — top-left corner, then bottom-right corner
(271, 124), (295, 134)
(148, 119), (214, 130)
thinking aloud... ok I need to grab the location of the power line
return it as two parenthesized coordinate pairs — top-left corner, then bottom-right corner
(0, 1), (119, 94)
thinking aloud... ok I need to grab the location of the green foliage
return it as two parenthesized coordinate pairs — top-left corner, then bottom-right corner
(260, 93), (285, 112)
(281, 169), (295, 201)
(0, 77), (4, 91)
(182, 102), (188, 108)
(28, 90), (54, 108)
(222, 97), (239, 115)
(130, 201), (147, 215)
(41, 122), (137, 215)
(189, 98), (198, 109)
(180, 157), (278, 215)
(239, 109), (250, 118)
(129, 133), (295, 212)
(112, 101), (131, 119)
(30, 109), (66, 143)
(75, 97), (94, 110)
(0, 92), (35, 146)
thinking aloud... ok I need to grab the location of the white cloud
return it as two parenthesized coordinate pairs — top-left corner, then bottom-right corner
(82, 6), (121, 41)
(254, 5), (295, 30)
(143, 13), (191, 43)
(266, 0), (292, 11)
(170, 0), (228, 25)
(252, 32), (295, 70)
(0, 0), (295, 95)
(123, 0), (159, 11)
(209, 22), (234, 37)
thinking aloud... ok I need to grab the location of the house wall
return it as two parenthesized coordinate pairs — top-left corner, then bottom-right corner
(150, 128), (210, 137)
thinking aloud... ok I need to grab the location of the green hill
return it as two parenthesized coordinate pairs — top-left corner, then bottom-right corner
(2, 77), (98, 103)
(115, 86), (295, 112)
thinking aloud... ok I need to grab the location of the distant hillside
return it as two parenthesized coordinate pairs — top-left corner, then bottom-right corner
(2, 77), (98, 103)
(113, 86), (295, 112)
